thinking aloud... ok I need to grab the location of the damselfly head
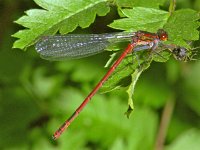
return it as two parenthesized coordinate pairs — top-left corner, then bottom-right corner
(157, 29), (168, 41)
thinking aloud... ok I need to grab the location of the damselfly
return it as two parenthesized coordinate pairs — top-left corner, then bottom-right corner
(36, 29), (168, 139)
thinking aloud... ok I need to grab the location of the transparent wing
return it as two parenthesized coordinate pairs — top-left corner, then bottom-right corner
(35, 32), (134, 61)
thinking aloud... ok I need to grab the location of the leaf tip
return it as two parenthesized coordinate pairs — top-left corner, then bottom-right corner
(124, 105), (134, 118)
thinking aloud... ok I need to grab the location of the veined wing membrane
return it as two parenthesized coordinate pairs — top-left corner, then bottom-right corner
(35, 32), (134, 61)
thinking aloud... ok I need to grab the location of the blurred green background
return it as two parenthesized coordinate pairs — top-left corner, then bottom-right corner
(0, 0), (200, 150)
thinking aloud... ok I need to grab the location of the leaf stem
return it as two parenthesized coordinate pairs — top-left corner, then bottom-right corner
(169, 0), (176, 15)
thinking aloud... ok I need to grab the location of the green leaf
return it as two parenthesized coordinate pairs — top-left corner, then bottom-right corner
(153, 50), (171, 62)
(166, 129), (200, 150)
(100, 55), (139, 93)
(109, 7), (169, 32)
(164, 9), (200, 47)
(100, 51), (152, 93)
(12, 0), (110, 49)
(125, 68), (143, 118)
(125, 57), (153, 117)
(116, 0), (167, 9)
(109, 7), (199, 46)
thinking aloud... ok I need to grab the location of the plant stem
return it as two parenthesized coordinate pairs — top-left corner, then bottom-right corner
(155, 96), (175, 150)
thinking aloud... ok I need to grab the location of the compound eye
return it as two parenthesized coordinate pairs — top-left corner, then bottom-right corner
(160, 33), (168, 41)
(157, 29), (168, 41)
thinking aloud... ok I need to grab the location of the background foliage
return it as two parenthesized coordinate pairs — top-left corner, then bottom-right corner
(0, 0), (200, 150)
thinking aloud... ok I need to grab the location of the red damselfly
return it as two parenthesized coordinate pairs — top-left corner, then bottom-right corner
(35, 29), (168, 140)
